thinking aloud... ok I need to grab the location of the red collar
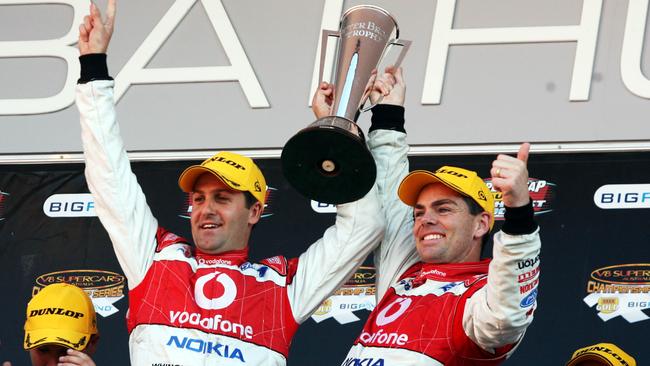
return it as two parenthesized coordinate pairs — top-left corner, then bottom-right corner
(412, 259), (490, 287)
(195, 247), (249, 266)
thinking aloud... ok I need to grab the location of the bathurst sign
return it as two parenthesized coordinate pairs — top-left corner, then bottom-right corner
(4, 0), (650, 116)
(3, 0), (650, 154)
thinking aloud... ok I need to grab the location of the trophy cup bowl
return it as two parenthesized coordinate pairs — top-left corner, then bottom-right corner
(282, 5), (411, 204)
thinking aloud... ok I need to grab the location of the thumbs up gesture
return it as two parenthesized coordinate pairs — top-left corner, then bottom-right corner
(491, 143), (531, 208)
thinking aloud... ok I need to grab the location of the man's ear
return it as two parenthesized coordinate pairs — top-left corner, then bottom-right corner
(473, 212), (491, 240)
(248, 201), (263, 225)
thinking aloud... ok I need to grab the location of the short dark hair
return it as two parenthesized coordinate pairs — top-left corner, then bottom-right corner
(243, 191), (258, 209)
(241, 191), (262, 231)
(460, 195), (491, 250)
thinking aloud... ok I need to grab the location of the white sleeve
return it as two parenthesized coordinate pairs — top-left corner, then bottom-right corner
(76, 80), (159, 290)
(287, 185), (385, 323)
(462, 229), (541, 352)
(367, 129), (420, 301)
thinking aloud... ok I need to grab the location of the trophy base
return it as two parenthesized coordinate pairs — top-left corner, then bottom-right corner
(281, 116), (376, 204)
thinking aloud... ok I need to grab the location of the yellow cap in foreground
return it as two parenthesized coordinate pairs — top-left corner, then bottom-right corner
(24, 283), (97, 351)
(566, 343), (636, 366)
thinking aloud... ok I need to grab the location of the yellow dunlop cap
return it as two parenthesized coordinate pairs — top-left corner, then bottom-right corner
(178, 151), (267, 205)
(24, 283), (97, 351)
(566, 343), (636, 366)
(397, 166), (495, 229)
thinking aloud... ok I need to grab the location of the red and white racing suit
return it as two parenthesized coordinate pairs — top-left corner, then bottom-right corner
(341, 106), (541, 366)
(76, 56), (385, 366)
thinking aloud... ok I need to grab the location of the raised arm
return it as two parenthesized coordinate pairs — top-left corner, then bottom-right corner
(311, 69), (419, 301)
(287, 186), (385, 322)
(461, 143), (541, 353)
(367, 68), (420, 300)
(76, 0), (159, 289)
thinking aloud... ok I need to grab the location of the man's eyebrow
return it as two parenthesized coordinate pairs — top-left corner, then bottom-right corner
(414, 199), (459, 210)
(192, 188), (234, 195)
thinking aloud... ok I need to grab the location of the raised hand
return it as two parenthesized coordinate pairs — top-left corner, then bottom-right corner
(311, 81), (335, 119)
(491, 143), (531, 208)
(78, 0), (116, 55)
(57, 349), (97, 366)
(311, 66), (406, 119)
(369, 66), (405, 107)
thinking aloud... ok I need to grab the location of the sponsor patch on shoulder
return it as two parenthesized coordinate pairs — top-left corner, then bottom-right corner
(260, 256), (287, 276)
(156, 228), (189, 251)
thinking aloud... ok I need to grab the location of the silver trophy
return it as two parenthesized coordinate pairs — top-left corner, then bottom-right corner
(282, 5), (411, 204)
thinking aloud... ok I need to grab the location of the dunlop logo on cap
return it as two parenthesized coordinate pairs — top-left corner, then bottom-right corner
(209, 156), (246, 170)
(436, 168), (468, 179)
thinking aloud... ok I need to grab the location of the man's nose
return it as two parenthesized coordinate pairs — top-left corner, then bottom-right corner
(419, 210), (438, 224)
(205, 198), (221, 213)
(195, 199), (218, 215)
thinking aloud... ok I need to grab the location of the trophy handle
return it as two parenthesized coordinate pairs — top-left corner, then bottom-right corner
(389, 39), (412, 73)
(359, 38), (413, 113)
(319, 30), (341, 86)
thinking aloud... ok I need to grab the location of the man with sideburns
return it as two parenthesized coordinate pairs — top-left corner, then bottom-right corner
(313, 67), (541, 365)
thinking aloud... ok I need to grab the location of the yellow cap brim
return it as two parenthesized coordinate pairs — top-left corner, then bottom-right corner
(24, 328), (91, 351)
(398, 170), (464, 207)
(398, 169), (495, 229)
(566, 354), (614, 366)
(178, 165), (243, 193)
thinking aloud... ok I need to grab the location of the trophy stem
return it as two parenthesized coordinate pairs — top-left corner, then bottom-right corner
(335, 52), (359, 117)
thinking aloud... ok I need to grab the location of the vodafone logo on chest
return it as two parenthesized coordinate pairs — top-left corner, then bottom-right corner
(375, 297), (412, 326)
(195, 271), (237, 310)
(359, 297), (412, 347)
(169, 271), (254, 339)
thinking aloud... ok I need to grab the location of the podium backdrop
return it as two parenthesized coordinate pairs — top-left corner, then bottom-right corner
(1, 151), (649, 365)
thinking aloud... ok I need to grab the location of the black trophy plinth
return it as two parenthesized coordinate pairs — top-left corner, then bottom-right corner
(281, 116), (376, 205)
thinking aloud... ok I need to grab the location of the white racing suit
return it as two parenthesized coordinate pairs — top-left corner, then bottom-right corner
(341, 106), (541, 366)
(76, 62), (385, 366)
